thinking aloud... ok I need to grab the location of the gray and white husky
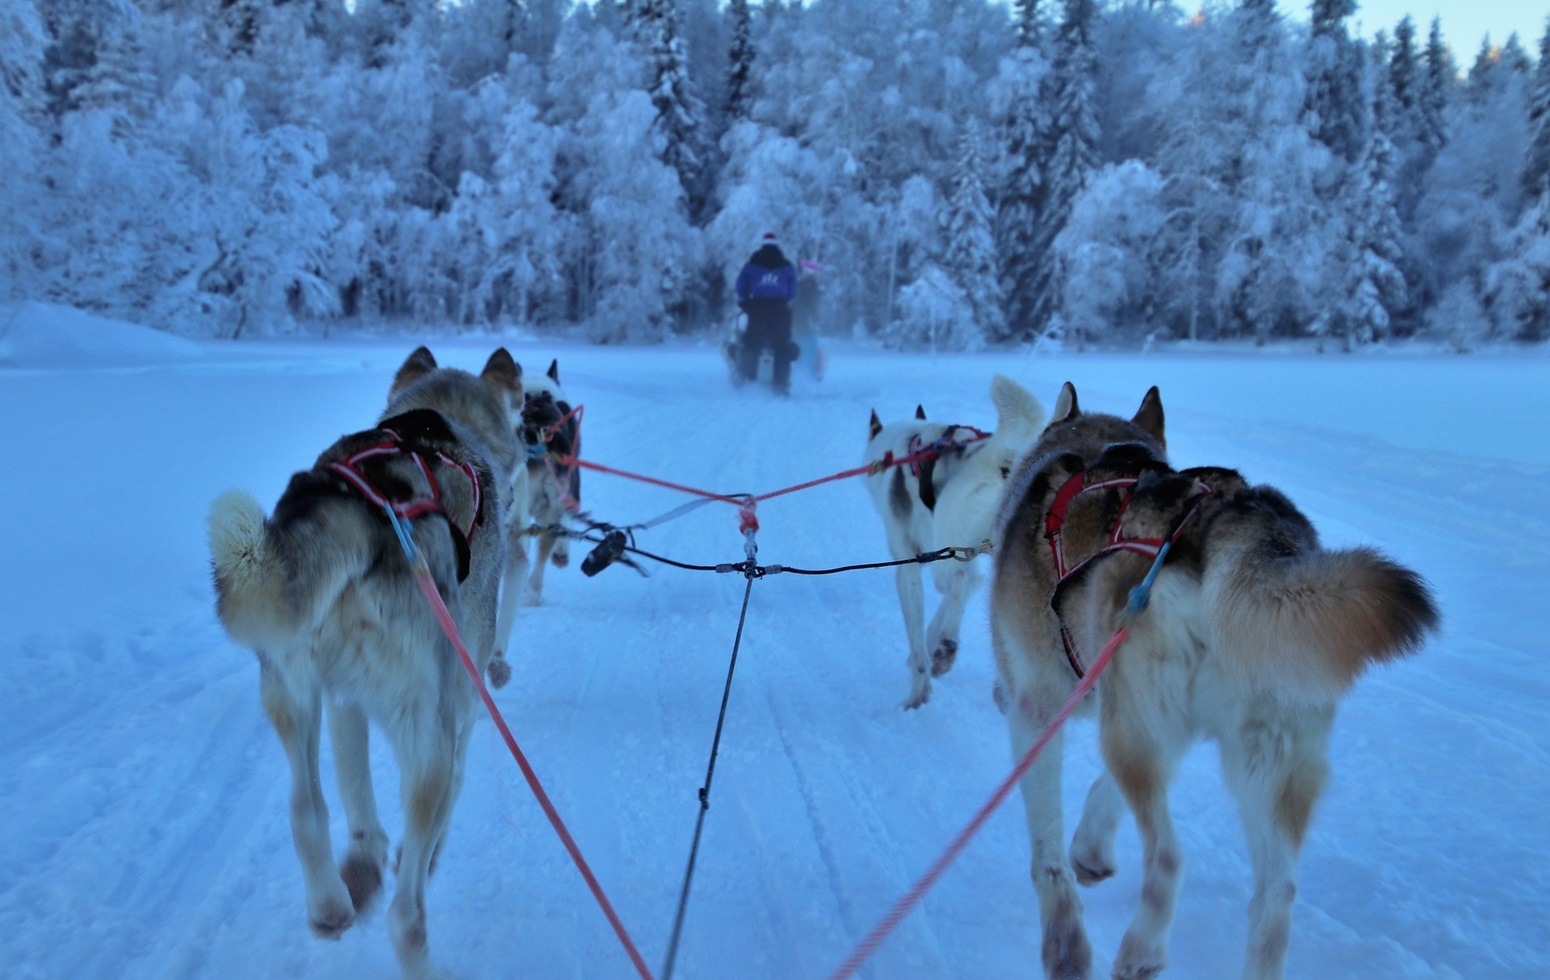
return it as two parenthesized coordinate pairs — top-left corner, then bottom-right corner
(512, 358), (580, 607)
(206, 346), (521, 978)
(863, 375), (1046, 708)
(990, 382), (1439, 980)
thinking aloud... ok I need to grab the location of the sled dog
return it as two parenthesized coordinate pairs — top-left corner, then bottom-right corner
(516, 358), (581, 605)
(989, 382), (1439, 980)
(863, 375), (1046, 708)
(206, 346), (521, 978)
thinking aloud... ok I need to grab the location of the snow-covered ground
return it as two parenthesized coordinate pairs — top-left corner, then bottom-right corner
(1, 303), (1546, 979)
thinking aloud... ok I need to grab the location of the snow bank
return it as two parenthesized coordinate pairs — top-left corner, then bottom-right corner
(0, 302), (204, 369)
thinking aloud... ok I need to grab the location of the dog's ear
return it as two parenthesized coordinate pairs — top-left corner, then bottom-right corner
(547, 359), (560, 384)
(868, 409), (883, 440)
(1132, 386), (1165, 450)
(390, 346), (437, 399)
(481, 348), (523, 404)
(915, 404), (926, 420)
(1050, 382), (1080, 425)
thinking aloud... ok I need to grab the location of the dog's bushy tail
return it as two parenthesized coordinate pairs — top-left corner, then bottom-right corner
(989, 374), (1045, 444)
(1207, 537), (1439, 701)
(208, 490), (370, 652)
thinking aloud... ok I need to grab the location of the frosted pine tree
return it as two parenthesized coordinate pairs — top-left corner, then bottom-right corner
(1340, 70), (1408, 346)
(1484, 191), (1550, 341)
(1027, 0), (1098, 339)
(1419, 17), (1451, 155)
(725, 0), (753, 122)
(641, 0), (709, 222)
(1302, 0), (1364, 163)
(1523, 18), (1550, 199)
(1387, 17), (1419, 136)
(943, 123), (1004, 344)
(995, 13), (1050, 341)
(1, 0), (47, 299)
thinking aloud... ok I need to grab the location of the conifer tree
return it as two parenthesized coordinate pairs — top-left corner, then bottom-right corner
(1523, 18), (1550, 198)
(996, 6), (1051, 341)
(1342, 69), (1408, 344)
(1303, 0), (1364, 162)
(1027, 0), (1098, 334)
(640, 0), (709, 222)
(1387, 16), (1419, 142)
(944, 123), (1005, 342)
(726, 0), (753, 121)
(1419, 17), (1451, 153)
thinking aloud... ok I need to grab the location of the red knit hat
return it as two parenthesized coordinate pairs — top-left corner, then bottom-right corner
(760, 232), (779, 245)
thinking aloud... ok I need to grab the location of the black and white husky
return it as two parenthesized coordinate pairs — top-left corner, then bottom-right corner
(206, 347), (521, 978)
(990, 382), (1440, 980)
(862, 375), (1046, 708)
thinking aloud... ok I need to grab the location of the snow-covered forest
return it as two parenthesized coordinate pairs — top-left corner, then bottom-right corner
(2, 0), (1548, 350)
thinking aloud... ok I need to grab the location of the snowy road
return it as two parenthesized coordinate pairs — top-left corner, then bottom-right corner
(1, 317), (1546, 978)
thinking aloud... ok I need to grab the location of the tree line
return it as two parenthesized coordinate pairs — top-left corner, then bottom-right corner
(2, 0), (1547, 349)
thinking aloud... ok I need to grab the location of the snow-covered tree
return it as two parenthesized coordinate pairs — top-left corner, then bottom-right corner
(994, 38), (1050, 340)
(1, 0), (49, 299)
(1419, 17), (1452, 155)
(1025, 0), (1099, 335)
(1484, 192), (1550, 341)
(1523, 18), (1550, 199)
(1055, 159), (1163, 347)
(942, 123), (1004, 342)
(640, 0), (709, 222)
(1303, 0), (1364, 163)
(725, 0), (753, 121)
(1335, 69), (1408, 346)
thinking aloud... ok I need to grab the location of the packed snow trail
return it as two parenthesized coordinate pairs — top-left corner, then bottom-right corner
(1, 315), (1546, 978)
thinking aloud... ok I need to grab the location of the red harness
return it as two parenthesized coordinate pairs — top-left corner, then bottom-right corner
(326, 426), (483, 553)
(1043, 468), (1212, 678)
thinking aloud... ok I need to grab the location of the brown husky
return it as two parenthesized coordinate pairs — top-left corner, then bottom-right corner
(206, 347), (520, 978)
(989, 382), (1438, 980)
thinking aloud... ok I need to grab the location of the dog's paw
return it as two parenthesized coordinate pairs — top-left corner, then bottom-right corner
(929, 638), (958, 677)
(550, 548), (569, 569)
(308, 894), (356, 939)
(1112, 931), (1167, 980)
(341, 852), (385, 912)
(1071, 852), (1116, 887)
(486, 655), (512, 689)
(520, 590), (544, 608)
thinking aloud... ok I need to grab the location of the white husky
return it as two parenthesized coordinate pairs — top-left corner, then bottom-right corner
(206, 347), (519, 978)
(862, 375), (1046, 708)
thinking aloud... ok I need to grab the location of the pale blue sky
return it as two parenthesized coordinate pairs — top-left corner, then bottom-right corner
(1307, 0), (1545, 55)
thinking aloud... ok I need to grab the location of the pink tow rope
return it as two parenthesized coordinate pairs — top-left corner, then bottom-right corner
(828, 624), (1129, 980)
(389, 510), (655, 980)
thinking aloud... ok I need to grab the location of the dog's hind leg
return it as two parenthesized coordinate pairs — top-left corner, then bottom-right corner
(261, 661), (355, 939)
(1069, 772), (1123, 886)
(893, 560), (932, 708)
(1103, 707), (1189, 980)
(328, 700), (390, 914)
(385, 699), (459, 978)
(1007, 690), (1093, 979)
(1219, 708), (1332, 980)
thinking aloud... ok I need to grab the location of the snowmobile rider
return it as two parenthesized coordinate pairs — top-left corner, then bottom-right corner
(734, 232), (799, 395)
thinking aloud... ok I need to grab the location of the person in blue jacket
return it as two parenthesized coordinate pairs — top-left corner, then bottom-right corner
(734, 232), (799, 395)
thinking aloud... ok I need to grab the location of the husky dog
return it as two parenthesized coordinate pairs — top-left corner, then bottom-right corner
(517, 358), (581, 605)
(990, 382), (1439, 980)
(206, 346), (520, 978)
(863, 375), (1046, 708)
